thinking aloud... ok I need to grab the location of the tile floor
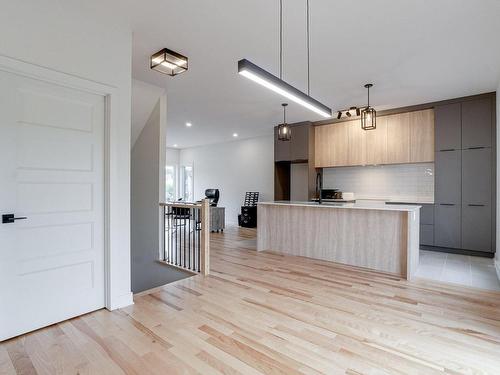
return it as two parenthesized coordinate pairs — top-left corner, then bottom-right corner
(416, 250), (500, 291)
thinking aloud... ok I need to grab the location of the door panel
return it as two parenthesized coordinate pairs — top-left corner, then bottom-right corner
(409, 109), (434, 163)
(365, 116), (387, 165)
(462, 148), (491, 206)
(435, 150), (461, 204)
(462, 98), (492, 149)
(420, 224), (434, 246)
(434, 103), (461, 151)
(274, 127), (290, 161)
(290, 124), (309, 161)
(434, 204), (461, 248)
(386, 113), (410, 164)
(0, 70), (105, 340)
(347, 120), (366, 166)
(462, 204), (492, 252)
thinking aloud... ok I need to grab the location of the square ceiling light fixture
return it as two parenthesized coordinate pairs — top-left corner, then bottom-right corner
(150, 48), (188, 76)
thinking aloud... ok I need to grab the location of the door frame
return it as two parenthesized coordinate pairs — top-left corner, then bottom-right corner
(0, 54), (133, 311)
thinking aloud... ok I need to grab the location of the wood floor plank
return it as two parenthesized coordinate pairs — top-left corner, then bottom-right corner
(2, 226), (500, 374)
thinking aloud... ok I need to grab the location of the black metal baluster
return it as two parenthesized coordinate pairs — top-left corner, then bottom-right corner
(163, 205), (166, 261)
(188, 207), (191, 271)
(197, 207), (200, 272)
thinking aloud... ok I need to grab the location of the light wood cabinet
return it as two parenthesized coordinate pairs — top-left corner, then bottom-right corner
(387, 112), (410, 164)
(409, 109), (434, 162)
(314, 121), (348, 167)
(365, 116), (387, 165)
(314, 109), (434, 168)
(347, 120), (366, 166)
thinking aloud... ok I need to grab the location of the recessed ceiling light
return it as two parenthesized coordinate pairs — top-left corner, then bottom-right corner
(173, 144), (178, 147)
(186, 122), (192, 127)
(233, 133), (238, 138)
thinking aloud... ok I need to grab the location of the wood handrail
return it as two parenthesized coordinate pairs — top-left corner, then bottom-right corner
(160, 201), (202, 209)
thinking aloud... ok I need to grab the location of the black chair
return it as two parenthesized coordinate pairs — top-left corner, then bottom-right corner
(205, 189), (220, 207)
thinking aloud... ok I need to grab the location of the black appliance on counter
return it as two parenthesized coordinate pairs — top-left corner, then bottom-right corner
(320, 189), (342, 200)
(238, 192), (259, 228)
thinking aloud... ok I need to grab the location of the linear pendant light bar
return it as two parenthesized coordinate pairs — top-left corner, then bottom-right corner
(238, 59), (332, 118)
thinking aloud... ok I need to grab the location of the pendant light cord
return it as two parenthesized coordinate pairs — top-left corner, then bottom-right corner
(279, 0), (283, 80)
(306, 0), (310, 96)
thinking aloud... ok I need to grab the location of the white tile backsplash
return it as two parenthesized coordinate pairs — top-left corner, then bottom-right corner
(323, 163), (434, 202)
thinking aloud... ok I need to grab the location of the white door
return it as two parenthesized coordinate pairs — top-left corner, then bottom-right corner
(0, 70), (105, 341)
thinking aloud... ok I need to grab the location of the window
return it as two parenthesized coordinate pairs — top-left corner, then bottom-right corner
(181, 165), (194, 202)
(165, 165), (176, 201)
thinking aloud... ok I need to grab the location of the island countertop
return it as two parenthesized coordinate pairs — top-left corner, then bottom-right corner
(258, 200), (421, 212)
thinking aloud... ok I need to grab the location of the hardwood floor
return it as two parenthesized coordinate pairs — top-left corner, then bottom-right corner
(2, 226), (500, 374)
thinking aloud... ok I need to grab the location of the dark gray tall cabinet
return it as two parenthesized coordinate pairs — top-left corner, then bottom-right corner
(433, 95), (496, 255)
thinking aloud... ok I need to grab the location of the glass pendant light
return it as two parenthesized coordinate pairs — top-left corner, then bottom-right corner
(361, 84), (376, 130)
(278, 103), (291, 141)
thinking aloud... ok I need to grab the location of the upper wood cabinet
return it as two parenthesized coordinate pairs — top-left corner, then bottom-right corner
(387, 112), (410, 164)
(347, 120), (366, 166)
(409, 109), (434, 163)
(274, 123), (311, 162)
(365, 116), (387, 165)
(314, 121), (348, 167)
(314, 109), (435, 168)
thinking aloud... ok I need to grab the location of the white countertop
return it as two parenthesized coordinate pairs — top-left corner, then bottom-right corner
(258, 200), (421, 212)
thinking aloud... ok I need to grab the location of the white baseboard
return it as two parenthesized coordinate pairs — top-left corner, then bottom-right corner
(108, 292), (134, 310)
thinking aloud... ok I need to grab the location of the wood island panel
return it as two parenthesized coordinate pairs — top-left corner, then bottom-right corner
(258, 203), (420, 278)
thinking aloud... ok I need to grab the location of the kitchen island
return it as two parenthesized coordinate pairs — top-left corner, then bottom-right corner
(257, 201), (420, 280)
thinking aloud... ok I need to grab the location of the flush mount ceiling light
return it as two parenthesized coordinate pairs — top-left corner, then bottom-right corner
(186, 122), (192, 127)
(277, 103), (291, 141)
(150, 48), (188, 76)
(361, 83), (376, 130)
(237, 0), (332, 118)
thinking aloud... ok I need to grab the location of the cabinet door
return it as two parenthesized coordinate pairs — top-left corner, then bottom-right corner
(462, 98), (492, 149)
(274, 127), (290, 162)
(330, 122), (349, 166)
(435, 150), (461, 204)
(420, 204), (434, 225)
(434, 204), (461, 248)
(420, 224), (434, 246)
(366, 115), (387, 165)
(314, 125), (327, 167)
(462, 147), (491, 206)
(290, 124), (309, 161)
(347, 120), (366, 166)
(462, 204), (492, 252)
(386, 113), (410, 164)
(434, 103), (461, 151)
(409, 109), (434, 163)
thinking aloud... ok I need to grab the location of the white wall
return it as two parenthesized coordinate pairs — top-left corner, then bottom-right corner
(180, 135), (274, 224)
(323, 163), (434, 202)
(166, 147), (180, 166)
(0, 1), (133, 308)
(131, 98), (189, 293)
(132, 79), (165, 146)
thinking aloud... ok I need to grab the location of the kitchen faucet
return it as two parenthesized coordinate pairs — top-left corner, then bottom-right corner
(316, 172), (323, 204)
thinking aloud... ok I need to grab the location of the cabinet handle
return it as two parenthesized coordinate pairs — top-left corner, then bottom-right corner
(439, 203), (455, 206)
(468, 204), (485, 207)
(467, 146), (486, 150)
(439, 149), (456, 152)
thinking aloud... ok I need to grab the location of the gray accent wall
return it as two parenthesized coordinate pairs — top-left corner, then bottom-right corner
(131, 98), (190, 293)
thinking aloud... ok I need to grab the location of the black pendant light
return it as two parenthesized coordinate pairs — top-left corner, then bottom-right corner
(278, 103), (291, 141)
(150, 48), (188, 76)
(361, 84), (376, 130)
(238, 0), (332, 118)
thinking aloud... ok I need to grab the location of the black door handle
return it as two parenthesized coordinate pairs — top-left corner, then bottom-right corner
(468, 204), (485, 207)
(2, 214), (28, 224)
